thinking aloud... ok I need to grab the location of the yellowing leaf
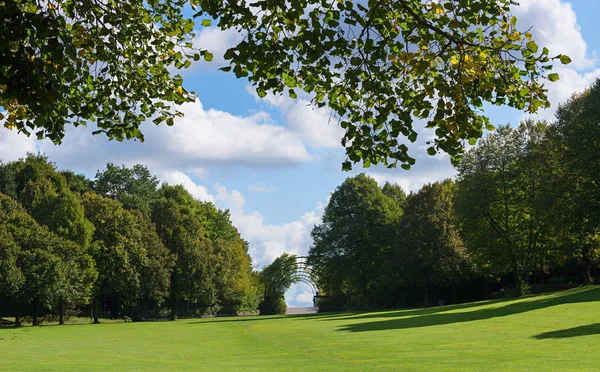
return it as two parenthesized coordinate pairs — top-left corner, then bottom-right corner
(525, 32), (532, 41)
(435, 7), (444, 15)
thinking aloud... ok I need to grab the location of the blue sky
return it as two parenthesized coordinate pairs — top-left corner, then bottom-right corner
(1, 0), (599, 306)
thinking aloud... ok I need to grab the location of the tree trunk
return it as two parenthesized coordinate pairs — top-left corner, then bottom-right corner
(32, 298), (38, 326)
(423, 280), (429, 307)
(58, 298), (64, 325)
(540, 257), (545, 285)
(15, 309), (21, 327)
(513, 268), (526, 297)
(170, 296), (177, 321)
(452, 284), (458, 304)
(483, 282), (489, 300)
(93, 297), (100, 324)
(583, 263), (592, 285)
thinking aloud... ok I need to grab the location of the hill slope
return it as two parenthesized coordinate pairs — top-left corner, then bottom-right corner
(2, 286), (600, 371)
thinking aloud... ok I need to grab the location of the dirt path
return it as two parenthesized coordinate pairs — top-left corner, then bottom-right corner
(285, 307), (318, 315)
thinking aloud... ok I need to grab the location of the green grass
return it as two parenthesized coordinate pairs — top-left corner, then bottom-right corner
(2, 286), (600, 371)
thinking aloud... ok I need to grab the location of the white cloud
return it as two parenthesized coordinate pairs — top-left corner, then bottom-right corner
(34, 99), (312, 175)
(513, 0), (594, 70)
(248, 182), (277, 193)
(250, 87), (345, 149)
(512, 0), (600, 120)
(285, 283), (315, 307)
(213, 183), (323, 268)
(160, 170), (215, 203)
(539, 66), (600, 118)
(0, 128), (37, 163)
(192, 27), (244, 69)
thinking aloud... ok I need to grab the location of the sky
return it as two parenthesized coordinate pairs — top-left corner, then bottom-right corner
(1, 0), (599, 307)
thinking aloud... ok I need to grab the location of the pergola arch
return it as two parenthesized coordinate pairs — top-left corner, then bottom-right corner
(274, 256), (321, 296)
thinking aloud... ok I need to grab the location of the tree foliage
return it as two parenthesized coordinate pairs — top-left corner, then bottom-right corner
(551, 81), (600, 283)
(0, 159), (262, 323)
(2, 1), (570, 169)
(259, 253), (297, 315)
(399, 180), (467, 305)
(0, 0), (203, 142)
(0, 193), (95, 325)
(309, 174), (403, 306)
(456, 121), (557, 293)
(94, 163), (160, 214)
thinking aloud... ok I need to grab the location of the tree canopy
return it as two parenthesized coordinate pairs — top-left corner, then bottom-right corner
(1, 0), (570, 169)
(0, 158), (263, 324)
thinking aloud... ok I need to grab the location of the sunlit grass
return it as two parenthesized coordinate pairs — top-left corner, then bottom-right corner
(2, 286), (600, 371)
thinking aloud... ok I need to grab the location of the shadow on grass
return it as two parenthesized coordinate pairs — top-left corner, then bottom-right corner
(533, 323), (600, 339)
(336, 286), (600, 333)
(185, 311), (346, 325)
(317, 299), (505, 323)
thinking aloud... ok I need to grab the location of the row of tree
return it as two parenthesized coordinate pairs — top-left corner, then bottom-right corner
(0, 157), (267, 325)
(308, 80), (600, 309)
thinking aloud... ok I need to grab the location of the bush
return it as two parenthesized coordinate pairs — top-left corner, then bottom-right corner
(258, 295), (286, 315)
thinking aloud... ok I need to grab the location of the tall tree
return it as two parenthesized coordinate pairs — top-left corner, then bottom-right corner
(135, 212), (175, 319)
(309, 174), (401, 306)
(151, 185), (217, 319)
(456, 122), (555, 294)
(399, 180), (467, 306)
(0, 193), (95, 326)
(82, 192), (147, 323)
(551, 80), (600, 283)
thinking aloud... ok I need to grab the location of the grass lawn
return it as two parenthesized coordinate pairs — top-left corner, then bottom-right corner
(2, 286), (600, 371)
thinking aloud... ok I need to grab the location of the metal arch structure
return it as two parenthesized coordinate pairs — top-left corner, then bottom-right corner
(275, 256), (321, 296)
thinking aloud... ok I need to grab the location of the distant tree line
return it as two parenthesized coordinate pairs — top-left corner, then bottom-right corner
(0, 158), (269, 325)
(309, 81), (600, 310)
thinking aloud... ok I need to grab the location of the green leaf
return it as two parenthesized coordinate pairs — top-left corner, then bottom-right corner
(548, 73), (560, 82)
(519, 87), (530, 97)
(559, 55), (572, 64)
(526, 41), (538, 54)
(204, 52), (214, 62)
(201, 19), (212, 27)
(427, 147), (437, 156)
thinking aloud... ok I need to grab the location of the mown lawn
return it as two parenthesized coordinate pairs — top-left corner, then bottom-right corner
(2, 286), (600, 371)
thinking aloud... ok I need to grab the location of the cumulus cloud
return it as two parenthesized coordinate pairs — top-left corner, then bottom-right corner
(285, 284), (315, 307)
(214, 183), (324, 268)
(512, 0), (600, 119)
(0, 128), (37, 162)
(513, 0), (594, 70)
(34, 99), (311, 175)
(192, 27), (244, 69)
(160, 170), (215, 203)
(249, 87), (345, 149)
